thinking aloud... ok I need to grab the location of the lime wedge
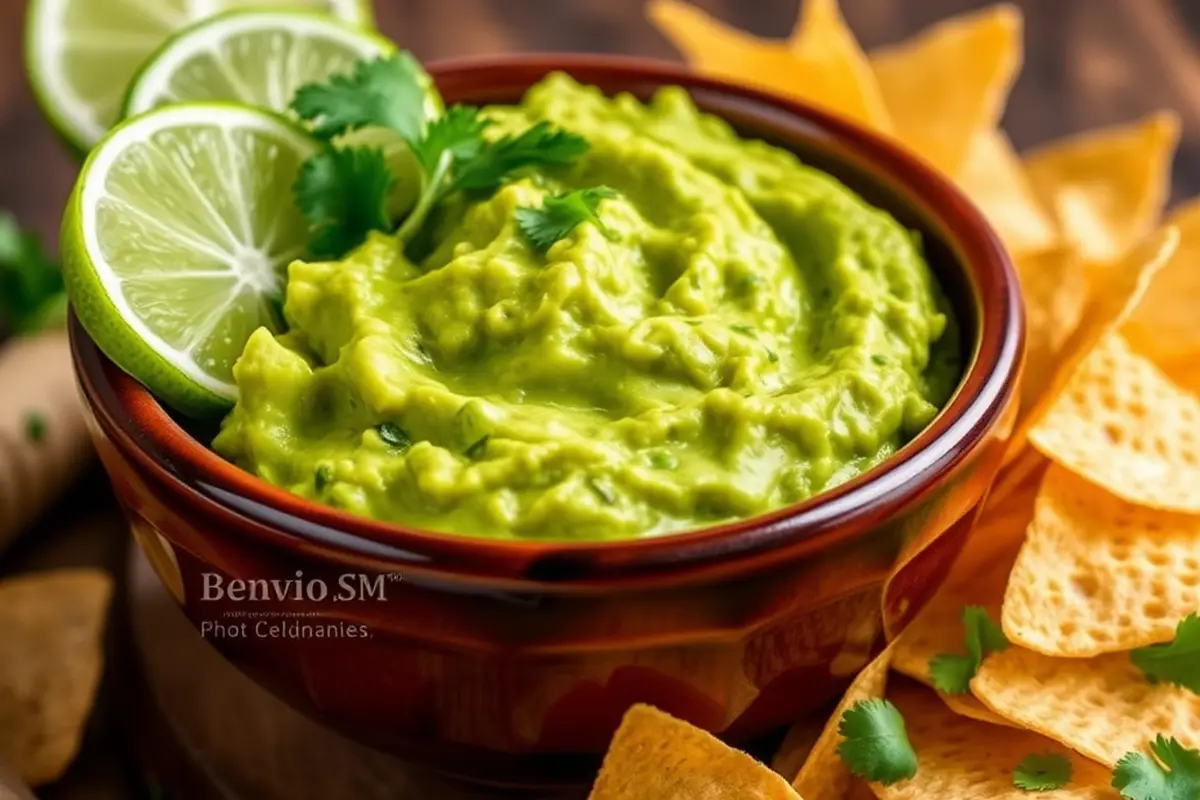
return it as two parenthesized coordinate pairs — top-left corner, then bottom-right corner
(25, 0), (373, 151)
(62, 104), (319, 416)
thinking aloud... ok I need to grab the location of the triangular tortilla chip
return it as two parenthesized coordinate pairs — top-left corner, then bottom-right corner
(648, 0), (889, 131)
(870, 5), (1023, 175)
(772, 712), (828, 784)
(877, 682), (1119, 799)
(1014, 244), (1089, 412)
(957, 131), (1059, 255)
(588, 704), (802, 799)
(0, 569), (113, 787)
(1024, 112), (1180, 262)
(1005, 225), (1178, 462)
(972, 646), (1200, 767)
(786, 0), (892, 131)
(1124, 197), (1200, 366)
(1029, 333), (1200, 513)
(1003, 464), (1200, 656)
(792, 646), (892, 800)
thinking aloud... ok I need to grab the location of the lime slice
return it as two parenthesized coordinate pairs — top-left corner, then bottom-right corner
(26, 0), (373, 151)
(62, 103), (319, 416)
(123, 10), (393, 117)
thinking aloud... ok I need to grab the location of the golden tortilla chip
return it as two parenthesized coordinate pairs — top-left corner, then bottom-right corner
(957, 131), (1059, 255)
(786, 0), (892, 131)
(878, 682), (1119, 800)
(772, 712), (827, 783)
(1030, 332), (1200, 513)
(870, 5), (1022, 175)
(1003, 464), (1200, 656)
(588, 704), (802, 799)
(0, 569), (113, 787)
(1014, 244), (1089, 412)
(1024, 112), (1180, 263)
(972, 646), (1200, 767)
(792, 646), (892, 800)
(1006, 225), (1178, 462)
(1124, 197), (1200, 366)
(647, 0), (889, 131)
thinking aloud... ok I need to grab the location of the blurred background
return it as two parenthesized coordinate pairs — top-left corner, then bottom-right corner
(0, 0), (1194, 796)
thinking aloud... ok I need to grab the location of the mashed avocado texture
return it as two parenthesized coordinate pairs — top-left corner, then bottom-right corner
(213, 74), (961, 540)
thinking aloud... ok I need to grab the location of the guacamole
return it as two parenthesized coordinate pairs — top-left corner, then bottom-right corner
(213, 74), (961, 540)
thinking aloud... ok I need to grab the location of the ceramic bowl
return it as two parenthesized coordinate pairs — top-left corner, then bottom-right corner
(71, 54), (1022, 788)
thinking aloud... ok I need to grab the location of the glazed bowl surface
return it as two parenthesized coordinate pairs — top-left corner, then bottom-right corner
(72, 54), (1022, 787)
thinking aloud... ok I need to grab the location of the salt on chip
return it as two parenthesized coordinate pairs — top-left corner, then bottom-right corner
(1003, 464), (1200, 656)
(1013, 244), (1089, 413)
(786, 0), (892, 131)
(1030, 332), (1200, 513)
(588, 703), (802, 799)
(647, 0), (889, 131)
(791, 646), (891, 800)
(957, 131), (1059, 256)
(870, 5), (1022, 175)
(1024, 112), (1180, 263)
(876, 681), (1118, 800)
(1124, 197), (1200, 366)
(972, 646), (1200, 767)
(0, 568), (113, 787)
(1005, 225), (1178, 463)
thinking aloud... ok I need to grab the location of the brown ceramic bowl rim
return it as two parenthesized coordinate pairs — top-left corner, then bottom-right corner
(72, 54), (1022, 586)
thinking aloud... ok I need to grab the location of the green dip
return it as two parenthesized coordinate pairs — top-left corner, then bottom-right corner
(213, 74), (962, 540)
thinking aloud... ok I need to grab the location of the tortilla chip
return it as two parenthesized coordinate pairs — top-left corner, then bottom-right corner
(786, 0), (892, 131)
(957, 131), (1059, 255)
(1014, 244), (1089, 412)
(647, 0), (888, 131)
(1003, 464), (1200, 657)
(772, 712), (828, 782)
(1030, 332), (1200, 513)
(0, 569), (113, 787)
(792, 646), (892, 800)
(1024, 112), (1180, 263)
(1124, 197), (1200, 366)
(986, 447), (1047, 512)
(878, 682), (1119, 800)
(588, 704), (802, 799)
(972, 646), (1200, 767)
(870, 5), (1022, 175)
(1006, 225), (1179, 462)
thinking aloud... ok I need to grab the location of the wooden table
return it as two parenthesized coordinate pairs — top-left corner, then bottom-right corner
(2, 0), (1199, 796)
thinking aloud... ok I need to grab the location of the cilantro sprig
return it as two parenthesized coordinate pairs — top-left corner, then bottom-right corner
(929, 605), (1009, 695)
(0, 213), (66, 333)
(1013, 753), (1073, 792)
(836, 698), (918, 786)
(1131, 614), (1200, 693)
(516, 186), (617, 251)
(1112, 736), (1200, 800)
(290, 53), (589, 258)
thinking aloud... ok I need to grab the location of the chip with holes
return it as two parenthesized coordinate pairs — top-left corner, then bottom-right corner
(971, 646), (1200, 767)
(873, 681), (1117, 800)
(1030, 333), (1200, 514)
(1003, 464), (1200, 656)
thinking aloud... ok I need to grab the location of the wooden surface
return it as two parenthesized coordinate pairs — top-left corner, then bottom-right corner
(3, 0), (1200, 797)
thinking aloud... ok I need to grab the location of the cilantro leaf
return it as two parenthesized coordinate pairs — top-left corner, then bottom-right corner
(1132, 614), (1200, 693)
(0, 213), (66, 333)
(1113, 736), (1200, 800)
(410, 105), (490, 174)
(516, 187), (617, 251)
(450, 121), (588, 194)
(1014, 753), (1073, 792)
(928, 605), (1009, 695)
(291, 53), (432, 141)
(836, 698), (918, 786)
(293, 146), (393, 258)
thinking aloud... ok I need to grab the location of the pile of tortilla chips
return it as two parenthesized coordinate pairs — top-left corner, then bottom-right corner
(584, 2), (1200, 797)
(0, 569), (112, 786)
